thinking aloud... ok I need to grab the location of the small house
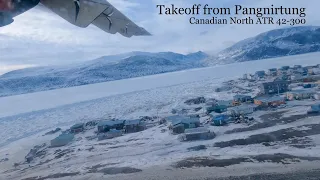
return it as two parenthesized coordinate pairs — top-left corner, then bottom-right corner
(207, 105), (228, 113)
(180, 127), (215, 141)
(171, 123), (185, 134)
(211, 114), (230, 126)
(254, 96), (286, 107)
(70, 123), (85, 133)
(305, 66), (315, 75)
(233, 95), (252, 103)
(311, 103), (320, 112)
(314, 92), (320, 100)
(268, 68), (277, 76)
(281, 66), (290, 71)
(50, 133), (74, 147)
(292, 67), (304, 75)
(97, 129), (122, 141)
(243, 74), (252, 80)
(216, 100), (233, 107)
(180, 117), (201, 129)
(259, 81), (289, 95)
(303, 83), (318, 88)
(205, 98), (217, 106)
(302, 67), (309, 76)
(166, 115), (186, 123)
(97, 120), (125, 133)
(286, 89), (316, 100)
(254, 71), (266, 79)
(167, 116), (201, 134)
(312, 68), (320, 75)
(228, 104), (259, 116)
(293, 65), (302, 69)
(277, 67), (291, 76)
(124, 119), (146, 133)
(290, 73), (303, 81)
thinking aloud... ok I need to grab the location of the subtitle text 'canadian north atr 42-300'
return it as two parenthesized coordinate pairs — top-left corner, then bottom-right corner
(0, 0), (151, 37)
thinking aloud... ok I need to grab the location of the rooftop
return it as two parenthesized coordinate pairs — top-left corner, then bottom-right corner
(169, 116), (200, 126)
(53, 133), (74, 141)
(107, 129), (122, 133)
(255, 96), (285, 103)
(97, 120), (125, 127)
(184, 127), (209, 135)
(262, 80), (289, 85)
(289, 89), (316, 94)
(124, 119), (142, 125)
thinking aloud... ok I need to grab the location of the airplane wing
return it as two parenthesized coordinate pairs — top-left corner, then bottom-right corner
(40, 0), (151, 38)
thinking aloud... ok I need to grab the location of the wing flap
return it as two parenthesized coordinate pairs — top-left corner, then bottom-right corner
(92, 5), (151, 37)
(41, 0), (107, 28)
(41, 0), (151, 37)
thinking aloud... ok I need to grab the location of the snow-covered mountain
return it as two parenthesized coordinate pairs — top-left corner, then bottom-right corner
(2, 26), (319, 97)
(205, 26), (320, 65)
(0, 51), (208, 97)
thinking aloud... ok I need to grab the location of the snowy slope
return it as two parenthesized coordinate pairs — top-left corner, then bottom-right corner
(206, 26), (320, 65)
(0, 51), (208, 97)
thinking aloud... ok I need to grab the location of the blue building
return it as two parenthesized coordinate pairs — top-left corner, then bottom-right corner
(311, 103), (320, 112)
(182, 127), (215, 141)
(254, 71), (266, 79)
(167, 115), (201, 134)
(211, 114), (230, 126)
(98, 129), (123, 141)
(70, 123), (84, 133)
(206, 105), (228, 113)
(233, 95), (252, 103)
(97, 120), (125, 133)
(124, 119), (146, 133)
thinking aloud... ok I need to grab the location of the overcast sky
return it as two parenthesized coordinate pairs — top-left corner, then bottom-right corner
(0, 0), (319, 74)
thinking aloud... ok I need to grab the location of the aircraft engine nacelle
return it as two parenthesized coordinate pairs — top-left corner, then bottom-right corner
(0, 0), (40, 27)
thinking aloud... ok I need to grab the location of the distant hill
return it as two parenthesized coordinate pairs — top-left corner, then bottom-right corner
(205, 26), (320, 65)
(2, 26), (320, 97)
(0, 51), (208, 97)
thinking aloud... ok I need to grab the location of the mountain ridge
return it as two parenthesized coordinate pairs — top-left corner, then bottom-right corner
(0, 51), (209, 97)
(2, 26), (320, 97)
(205, 26), (320, 65)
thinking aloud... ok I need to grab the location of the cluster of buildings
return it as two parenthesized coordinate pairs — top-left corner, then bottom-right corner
(244, 64), (320, 81)
(207, 64), (320, 124)
(50, 119), (147, 147)
(166, 115), (215, 141)
(48, 64), (320, 147)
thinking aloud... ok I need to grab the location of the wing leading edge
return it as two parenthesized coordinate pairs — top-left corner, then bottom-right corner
(40, 0), (151, 38)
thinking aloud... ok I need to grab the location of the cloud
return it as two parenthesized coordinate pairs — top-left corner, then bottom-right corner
(0, 0), (319, 67)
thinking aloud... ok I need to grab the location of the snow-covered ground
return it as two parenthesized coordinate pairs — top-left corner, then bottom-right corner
(0, 53), (320, 179)
(1, 107), (320, 180)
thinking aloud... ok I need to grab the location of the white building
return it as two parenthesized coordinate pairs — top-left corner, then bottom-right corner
(312, 68), (320, 75)
(314, 92), (320, 100)
(286, 89), (316, 100)
(290, 73), (303, 81)
(228, 104), (259, 116)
